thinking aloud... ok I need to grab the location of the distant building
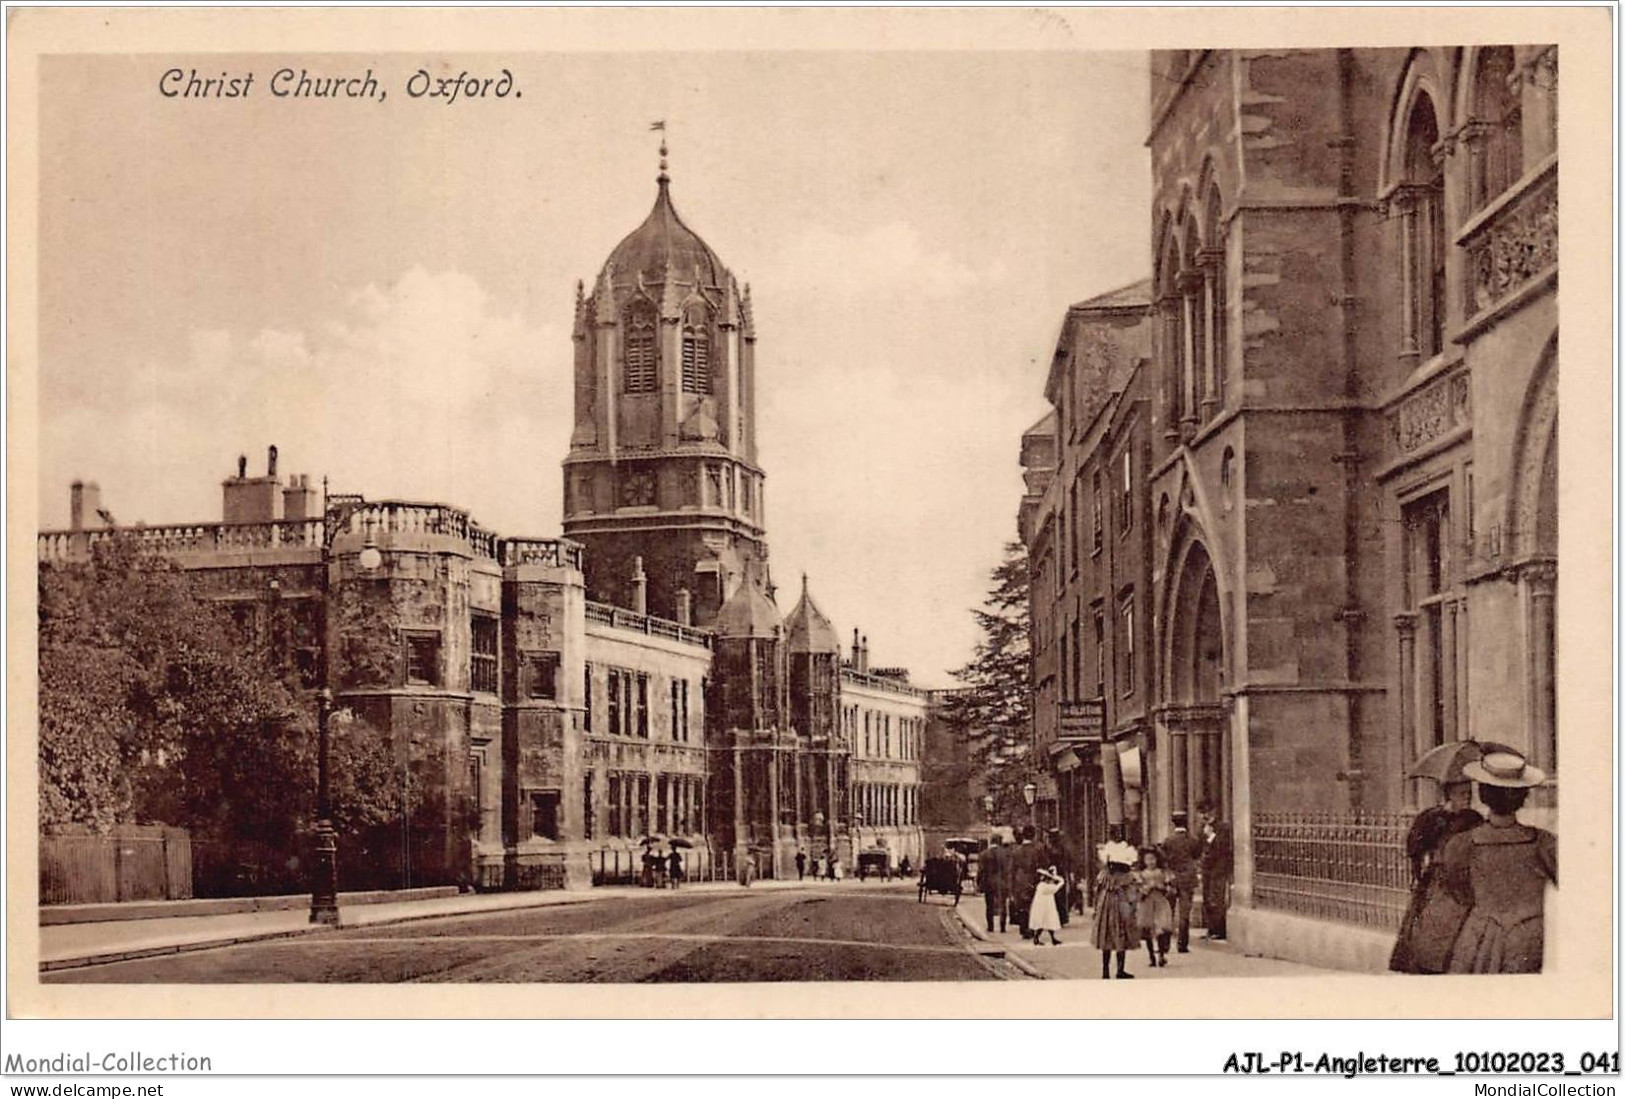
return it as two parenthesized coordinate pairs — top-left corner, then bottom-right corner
(40, 161), (927, 889)
(1022, 46), (1558, 969)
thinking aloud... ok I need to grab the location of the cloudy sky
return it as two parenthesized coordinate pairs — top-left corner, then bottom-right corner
(37, 47), (1150, 686)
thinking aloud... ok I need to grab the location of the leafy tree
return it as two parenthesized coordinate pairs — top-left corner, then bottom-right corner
(943, 540), (1034, 827)
(38, 536), (408, 856)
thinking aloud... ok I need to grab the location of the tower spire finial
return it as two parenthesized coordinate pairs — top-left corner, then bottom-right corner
(650, 119), (669, 183)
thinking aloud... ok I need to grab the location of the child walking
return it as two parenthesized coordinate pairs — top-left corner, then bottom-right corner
(1136, 847), (1176, 968)
(1092, 841), (1140, 979)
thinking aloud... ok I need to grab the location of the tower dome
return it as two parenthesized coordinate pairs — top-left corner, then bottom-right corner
(602, 175), (727, 290)
(786, 575), (841, 654)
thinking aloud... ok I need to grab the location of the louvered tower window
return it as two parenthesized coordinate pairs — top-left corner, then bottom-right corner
(623, 304), (657, 393)
(681, 304), (711, 394)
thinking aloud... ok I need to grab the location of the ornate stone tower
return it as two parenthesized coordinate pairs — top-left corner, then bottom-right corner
(563, 150), (768, 626)
(786, 576), (845, 861)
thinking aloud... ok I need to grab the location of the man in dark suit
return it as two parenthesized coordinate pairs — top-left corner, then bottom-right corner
(1159, 811), (1203, 953)
(1199, 803), (1233, 941)
(1007, 827), (1042, 938)
(978, 835), (1010, 933)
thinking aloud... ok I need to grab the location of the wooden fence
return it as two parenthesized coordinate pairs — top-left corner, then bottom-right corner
(40, 826), (193, 905)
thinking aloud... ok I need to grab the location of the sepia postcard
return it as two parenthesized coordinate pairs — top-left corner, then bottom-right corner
(5, 5), (1616, 1049)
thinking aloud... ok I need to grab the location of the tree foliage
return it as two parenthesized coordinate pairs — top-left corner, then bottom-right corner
(943, 540), (1034, 827)
(38, 535), (406, 847)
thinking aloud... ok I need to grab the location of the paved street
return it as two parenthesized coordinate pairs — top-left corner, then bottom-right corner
(950, 897), (1335, 981)
(45, 883), (1021, 984)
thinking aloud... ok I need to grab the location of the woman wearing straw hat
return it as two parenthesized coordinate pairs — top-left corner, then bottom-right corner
(1439, 750), (1557, 974)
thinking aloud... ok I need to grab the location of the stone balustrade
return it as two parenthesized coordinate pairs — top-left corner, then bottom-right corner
(584, 600), (713, 649)
(840, 667), (926, 699)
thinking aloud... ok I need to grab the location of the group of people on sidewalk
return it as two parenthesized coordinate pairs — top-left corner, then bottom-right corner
(1388, 749), (1556, 975)
(1090, 805), (1232, 979)
(974, 804), (1233, 979)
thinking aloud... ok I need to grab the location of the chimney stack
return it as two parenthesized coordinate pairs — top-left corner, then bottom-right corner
(675, 587), (692, 627)
(859, 635), (870, 674)
(267, 444), (279, 478)
(630, 556), (648, 616)
(70, 480), (103, 532)
(852, 628), (861, 668)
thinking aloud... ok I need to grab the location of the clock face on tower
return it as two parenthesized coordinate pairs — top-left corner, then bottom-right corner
(621, 468), (656, 507)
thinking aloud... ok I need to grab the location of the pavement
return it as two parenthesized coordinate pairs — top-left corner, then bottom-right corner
(950, 893), (1329, 980)
(37, 876), (885, 972)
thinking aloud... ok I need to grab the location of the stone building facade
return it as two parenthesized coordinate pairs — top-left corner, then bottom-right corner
(40, 162), (926, 891)
(1022, 46), (1559, 969)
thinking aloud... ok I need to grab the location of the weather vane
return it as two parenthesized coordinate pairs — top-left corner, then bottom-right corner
(650, 119), (668, 180)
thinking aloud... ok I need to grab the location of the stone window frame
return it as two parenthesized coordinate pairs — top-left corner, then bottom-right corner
(526, 650), (561, 701)
(530, 788), (562, 841)
(403, 629), (441, 687)
(622, 302), (658, 394)
(469, 613), (499, 695)
(1119, 591), (1136, 697)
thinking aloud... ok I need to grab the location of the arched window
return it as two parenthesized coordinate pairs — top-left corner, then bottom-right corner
(622, 302), (657, 393)
(1181, 219), (1205, 424)
(1202, 188), (1227, 415)
(1469, 47), (1523, 211)
(681, 302), (711, 395)
(1399, 94), (1446, 361)
(1156, 222), (1185, 435)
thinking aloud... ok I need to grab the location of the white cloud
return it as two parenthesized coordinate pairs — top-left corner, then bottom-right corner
(41, 267), (568, 535)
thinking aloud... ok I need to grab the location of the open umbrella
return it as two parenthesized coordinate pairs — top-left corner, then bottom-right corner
(667, 837), (695, 849)
(639, 835), (666, 847)
(1407, 740), (1519, 783)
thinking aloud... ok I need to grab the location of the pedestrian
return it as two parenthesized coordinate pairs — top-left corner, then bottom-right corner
(978, 834), (1010, 934)
(1439, 751), (1556, 973)
(1047, 829), (1073, 927)
(811, 854), (823, 880)
(1159, 811), (1202, 953)
(1199, 803), (1233, 941)
(899, 854), (912, 879)
(1389, 778), (1482, 973)
(667, 847), (683, 890)
(1029, 866), (1064, 945)
(795, 849), (807, 880)
(1135, 847), (1175, 967)
(1008, 826), (1041, 937)
(831, 856), (843, 881)
(1092, 841), (1140, 979)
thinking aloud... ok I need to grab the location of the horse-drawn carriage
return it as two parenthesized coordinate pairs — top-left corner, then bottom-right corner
(917, 856), (962, 905)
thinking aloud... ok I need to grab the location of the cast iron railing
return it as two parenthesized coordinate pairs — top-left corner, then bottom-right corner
(1251, 810), (1413, 930)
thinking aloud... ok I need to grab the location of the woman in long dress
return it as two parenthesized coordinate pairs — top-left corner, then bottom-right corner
(1389, 779), (1482, 973)
(1092, 841), (1140, 979)
(1029, 867), (1064, 945)
(1439, 752), (1556, 974)
(1136, 848), (1175, 968)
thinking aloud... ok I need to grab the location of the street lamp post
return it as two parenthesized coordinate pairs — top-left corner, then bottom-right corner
(982, 793), (996, 833)
(1022, 780), (1038, 834)
(310, 482), (381, 926)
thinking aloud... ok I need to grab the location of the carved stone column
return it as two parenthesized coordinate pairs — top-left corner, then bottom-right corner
(1393, 613), (1418, 804)
(1197, 247), (1224, 420)
(1391, 187), (1422, 367)
(1521, 559), (1557, 773)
